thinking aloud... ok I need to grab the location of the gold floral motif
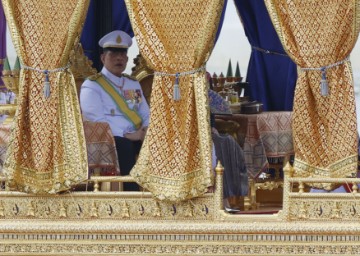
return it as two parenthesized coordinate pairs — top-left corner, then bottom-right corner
(152, 201), (162, 217)
(183, 201), (194, 217)
(59, 201), (67, 218)
(26, 201), (35, 217)
(0, 201), (4, 217)
(120, 201), (130, 218)
(298, 202), (308, 219)
(330, 202), (342, 219)
(90, 201), (98, 218)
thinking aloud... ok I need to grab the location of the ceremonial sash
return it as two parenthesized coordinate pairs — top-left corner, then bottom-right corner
(92, 74), (142, 129)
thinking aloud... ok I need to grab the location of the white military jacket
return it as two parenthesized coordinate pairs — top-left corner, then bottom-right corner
(80, 67), (150, 137)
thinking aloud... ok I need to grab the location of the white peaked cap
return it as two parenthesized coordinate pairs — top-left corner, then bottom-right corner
(98, 30), (133, 49)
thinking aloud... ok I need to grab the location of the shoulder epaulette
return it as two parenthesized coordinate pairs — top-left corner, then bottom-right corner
(87, 72), (103, 81)
(122, 73), (138, 81)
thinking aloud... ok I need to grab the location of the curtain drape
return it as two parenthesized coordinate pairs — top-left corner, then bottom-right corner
(81, 0), (227, 73)
(112, 0), (134, 37)
(265, 0), (360, 189)
(216, 0), (228, 43)
(81, 0), (134, 71)
(234, 0), (297, 111)
(125, 0), (225, 201)
(2, 0), (89, 194)
(0, 2), (6, 88)
(80, 0), (99, 69)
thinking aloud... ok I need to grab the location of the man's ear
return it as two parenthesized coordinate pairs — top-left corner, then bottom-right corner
(100, 53), (105, 64)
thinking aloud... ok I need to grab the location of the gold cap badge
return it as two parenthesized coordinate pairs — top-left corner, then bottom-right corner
(116, 35), (122, 44)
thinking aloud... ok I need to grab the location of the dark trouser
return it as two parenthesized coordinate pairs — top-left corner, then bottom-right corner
(114, 136), (142, 191)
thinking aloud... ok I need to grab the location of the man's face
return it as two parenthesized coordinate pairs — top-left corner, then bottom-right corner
(101, 49), (128, 77)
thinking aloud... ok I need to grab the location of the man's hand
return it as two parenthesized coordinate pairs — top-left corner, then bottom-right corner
(124, 126), (148, 141)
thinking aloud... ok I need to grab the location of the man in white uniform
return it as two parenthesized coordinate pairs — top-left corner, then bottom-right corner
(80, 30), (150, 191)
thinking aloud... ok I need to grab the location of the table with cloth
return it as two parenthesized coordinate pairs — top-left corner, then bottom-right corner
(0, 121), (120, 188)
(0, 123), (10, 175)
(215, 111), (294, 209)
(82, 121), (120, 177)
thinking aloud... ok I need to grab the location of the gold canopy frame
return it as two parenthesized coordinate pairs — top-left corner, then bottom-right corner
(1, 1), (360, 255)
(1, 51), (360, 256)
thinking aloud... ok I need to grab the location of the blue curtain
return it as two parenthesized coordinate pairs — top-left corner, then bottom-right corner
(112, 0), (133, 37)
(234, 0), (297, 111)
(80, 0), (97, 68)
(81, 0), (227, 72)
(0, 1), (6, 87)
(216, 0), (228, 43)
(80, 0), (134, 71)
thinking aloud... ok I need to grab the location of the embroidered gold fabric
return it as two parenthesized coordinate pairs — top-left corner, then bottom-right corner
(265, 0), (360, 189)
(2, 0), (89, 193)
(125, 0), (225, 201)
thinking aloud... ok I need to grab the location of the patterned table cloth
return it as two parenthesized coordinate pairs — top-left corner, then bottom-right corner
(83, 121), (120, 176)
(216, 112), (293, 178)
(0, 123), (11, 173)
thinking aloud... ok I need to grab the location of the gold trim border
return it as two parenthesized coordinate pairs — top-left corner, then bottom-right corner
(0, 235), (360, 255)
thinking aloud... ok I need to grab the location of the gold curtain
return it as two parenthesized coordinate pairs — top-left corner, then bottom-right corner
(2, 0), (89, 193)
(265, 0), (360, 189)
(125, 0), (225, 201)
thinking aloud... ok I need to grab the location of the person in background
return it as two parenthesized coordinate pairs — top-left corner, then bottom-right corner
(207, 72), (218, 135)
(80, 30), (150, 191)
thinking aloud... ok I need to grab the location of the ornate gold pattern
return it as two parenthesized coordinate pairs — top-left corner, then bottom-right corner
(1, 234), (360, 255)
(1, 0), (89, 194)
(125, 0), (225, 201)
(131, 54), (154, 104)
(0, 105), (16, 125)
(256, 180), (283, 190)
(0, 164), (358, 254)
(1, 66), (19, 124)
(69, 43), (97, 96)
(131, 54), (154, 82)
(1, 68), (19, 96)
(265, 0), (360, 189)
(0, 194), (215, 221)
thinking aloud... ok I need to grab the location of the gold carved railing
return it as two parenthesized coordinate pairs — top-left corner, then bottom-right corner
(0, 162), (360, 255)
(0, 162), (227, 221)
(281, 164), (360, 221)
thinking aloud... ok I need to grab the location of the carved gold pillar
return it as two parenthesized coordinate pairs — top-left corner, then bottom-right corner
(0, 58), (19, 124)
(69, 43), (97, 97)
